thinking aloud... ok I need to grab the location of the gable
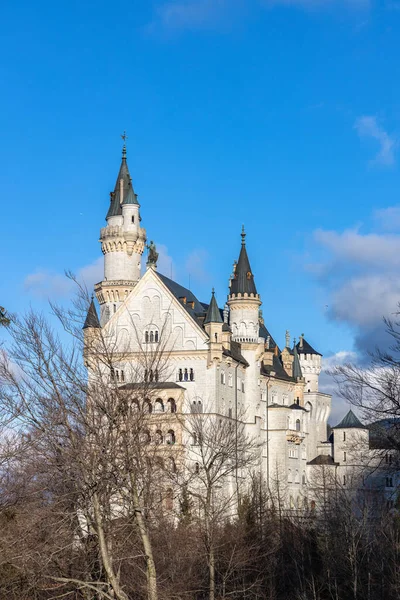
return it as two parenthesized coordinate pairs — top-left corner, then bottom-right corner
(103, 269), (209, 354)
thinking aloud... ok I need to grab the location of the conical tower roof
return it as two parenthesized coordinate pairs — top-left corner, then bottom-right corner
(333, 409), (366, 429)
(229, 227), (257, 296)
(292, 341), (303, 379)
(106, 145), (138, 219)
(204, 289), (223, 324)
(83, 298), (101, 329)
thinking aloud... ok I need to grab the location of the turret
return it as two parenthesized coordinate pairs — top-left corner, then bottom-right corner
(228, 227), (261, 344)
(204, 289), (223, 364)
(296, 334), (322, 392)
(95, 142), (146, 324)
(83, 297), (101, 366)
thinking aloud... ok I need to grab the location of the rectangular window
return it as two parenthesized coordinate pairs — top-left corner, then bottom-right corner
(241, 381), (245, 393)
(386, 477), (393, 488)
(343, 431), (346, 441)
(343, 475), (346, 486)
(343, 451), (346, 462)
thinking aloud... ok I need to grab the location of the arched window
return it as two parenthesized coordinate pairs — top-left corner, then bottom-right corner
(288, 469), (292, 483)
(228, 373), (233, 387)
(131, 215), (135, 223)
(178, 369), (183, 382)
(190, 368), (194, 381)
(167, 398), (176, 413)
(149, 370), (154, 382)
(302, 473), (306, 485)
(221, 371), (225, 385)
(184, 368), (189, 381)
(132, 398), (140, 412)
(197, 400), (203, 414)
(150, 331), (154, 343)
(144, 369), (148, 382)
(155, 330), (159, 343)
(191, 432), (198, 446)
(155, 430), (163, 445)
(120, 370), (125, 382)
(194, 462), (200, 474)
(141, 430), (151, 444)
(191, 401), (197, 414)
(145, 331), (149, 343)
(168, 457), (176, 473)
(154, 399), (164, 413)
(154, 369), (159, 382)
(166, 430), (176, 445)
(295, 469), (300, 484)
(296, 419), (301, 432)
(144, 399), (152, 414)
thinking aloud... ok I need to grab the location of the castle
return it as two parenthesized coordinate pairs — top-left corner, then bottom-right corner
(83, 145), (397, 510)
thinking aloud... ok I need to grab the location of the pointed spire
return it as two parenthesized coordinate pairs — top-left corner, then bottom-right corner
(229, 227), (257, 296)
(106, 141), (137, 219)
(83, 298), (101, 329)
(204, 289), (223, 324)
(292, 339), (303, 379)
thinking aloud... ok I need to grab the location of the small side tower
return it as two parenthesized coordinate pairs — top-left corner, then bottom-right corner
(83, 297), (101, 369)
(95, 143), (146, 324)
(204, 289), (223, 364)
(228, 227), (261, 343)
(297, 334), (322, 392)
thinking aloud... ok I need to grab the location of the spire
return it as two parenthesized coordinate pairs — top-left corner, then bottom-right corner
(204, 289), (223, 324)
(229, 226), (257, 296)
(106, 142), (137, 219)
(83, 298), (101, 329)
(292, 339), (303, 379)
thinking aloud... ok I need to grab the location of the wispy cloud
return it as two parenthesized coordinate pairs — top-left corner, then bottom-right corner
(150, 0), (369, 32)
(24, 258), (103, 299)
(374, 205), (400, 231)
(354, 115), (396, 166)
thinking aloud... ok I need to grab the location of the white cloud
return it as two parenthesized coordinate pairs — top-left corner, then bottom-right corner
(320, 351), (356, 424)
(354, 115), (396, 166)
(151, 0), (368, 31)
(24, 258), (103, 299)
(309, 222), (400, 356)
(374, 205), (400, 231)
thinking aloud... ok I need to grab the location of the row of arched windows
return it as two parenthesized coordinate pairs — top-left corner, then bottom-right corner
(288, 469), (306, 485)
(177, 368), (195, 382)
(190, 400), (203, 413)
(145, 330), (159, 343)
(137, 398), (177, 414)
(141, 429), (176, 445)
(111, 368), (125, 383)
(144, 369), (158, 382)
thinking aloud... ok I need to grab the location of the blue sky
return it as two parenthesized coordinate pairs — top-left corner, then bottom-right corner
(1, 0), (400, 419)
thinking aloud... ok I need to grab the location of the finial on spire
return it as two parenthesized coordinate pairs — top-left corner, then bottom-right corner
(212, 287), (215, 295)
(241, 224), (246, 246)
(121, 131), (128, 158)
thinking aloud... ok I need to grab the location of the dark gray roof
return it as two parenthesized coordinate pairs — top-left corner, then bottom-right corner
(261, 354), (294, 382)
(259, 322), (278, 349)
(83, 299), (100, 329)
(119, 382), (184, 390)
(106, 147), (138, 219)
(157, 273), (205, 316)
(289, 403), (307, 411)
(204, 290), (223, 324)
(296, 337), (321, 356)
(223, 341), (249, 366)
(229, 228), (257, 296)
(292, 343), (303, 379)
(307, 454), (338, 466)
(333, 409), (366, 429)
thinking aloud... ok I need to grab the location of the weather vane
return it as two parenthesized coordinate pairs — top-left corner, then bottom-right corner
(121, 131), (128, 142)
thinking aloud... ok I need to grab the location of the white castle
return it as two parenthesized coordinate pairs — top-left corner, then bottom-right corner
(83, 145), (397, 510)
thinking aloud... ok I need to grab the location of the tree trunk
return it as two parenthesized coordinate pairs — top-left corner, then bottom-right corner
(92, 493), (129, 600)
(129, 473), (158, 600)
(209, 544), (215, 600)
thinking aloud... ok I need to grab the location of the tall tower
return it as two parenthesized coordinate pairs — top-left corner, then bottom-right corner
(228, 227), (261, 343)
(95, 143), (146, 324)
